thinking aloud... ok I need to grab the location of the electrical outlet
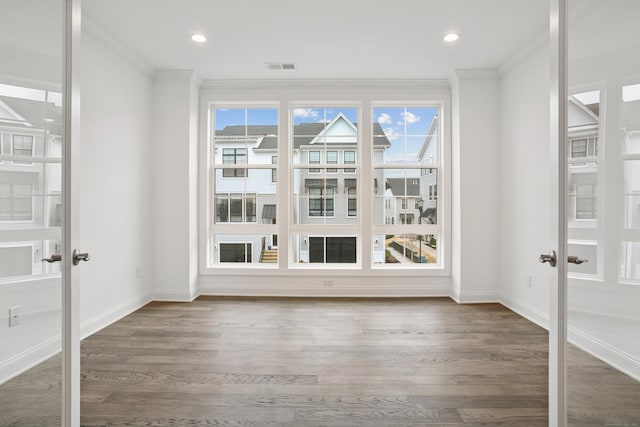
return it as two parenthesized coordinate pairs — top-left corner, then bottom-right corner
(9, 306), (20, 327)
(525, 274), (532, 288)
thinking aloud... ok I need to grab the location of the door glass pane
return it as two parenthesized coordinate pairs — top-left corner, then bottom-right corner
(567, 1), (640, 425)
(0, 1), (64, 425)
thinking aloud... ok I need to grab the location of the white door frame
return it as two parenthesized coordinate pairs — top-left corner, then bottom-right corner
(549, 0), (568, 425)
(62, 0), (82, 425)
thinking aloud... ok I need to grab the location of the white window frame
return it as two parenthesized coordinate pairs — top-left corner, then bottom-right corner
(371, 103), (446, 269)
(199, 82), (451, 281)
(11, 134), (34, 165)
(0, 182), (35, 223)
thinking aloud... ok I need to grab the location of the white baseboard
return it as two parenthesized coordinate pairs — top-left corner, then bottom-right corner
(153, 289), (198, 302)
(0, 335), (60, 385)
(0, 292), (151, 386)
(451, 290), (499, 303)
(499, 292), (550, 330)
(197, 285), (451, 298)
(80, 292), (153, 340)
(569, 325), (640, 382)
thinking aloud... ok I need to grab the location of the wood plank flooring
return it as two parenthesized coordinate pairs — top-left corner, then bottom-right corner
(0, 297), (638, 426)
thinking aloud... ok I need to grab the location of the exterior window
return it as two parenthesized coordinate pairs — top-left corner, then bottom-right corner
(309, 237), (356, 263)
(348, 187), (357, 217)
(222, 148), (247, 177)
(215, 193), (257, 223)
(205, 98), (449, 273)
(327, 151), (338, 173)
(373, 106), (441, 266)
(575, 184), (596, 219)
(309, 151), (320, 173)
(12, 135), (34, 164)
(308, 187), (334, 217)
(271, 156), (278, 182)
(230, 194), (243, 222)
(219, 243), (252, 263)
(211, 106), (278, 266)
(0, 183), (33, 221)
(344, 151), (356, 173)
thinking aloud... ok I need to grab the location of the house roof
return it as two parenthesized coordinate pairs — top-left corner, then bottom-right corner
(215, 122), (391, 150)
(0, 96), (62, 135)
(386, 178), (421, 196)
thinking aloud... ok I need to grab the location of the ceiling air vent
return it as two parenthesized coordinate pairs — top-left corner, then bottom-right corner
(266, 62), (296, 70)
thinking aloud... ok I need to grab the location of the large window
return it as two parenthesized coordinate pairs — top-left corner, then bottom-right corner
(211, 107), (278, 265)
(373, 106), (441, 266)
(205, 95), (449, 274)
(291, 106), (360, 264)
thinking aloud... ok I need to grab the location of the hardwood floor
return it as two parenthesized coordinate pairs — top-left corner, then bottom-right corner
(0, 297), (638, 426)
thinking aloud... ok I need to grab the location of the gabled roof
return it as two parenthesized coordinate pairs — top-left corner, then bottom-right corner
(386, 178), (420, 196)
(417, 115), (438, 161)
(215, 118), (391, 150)
(0, 96), (62, 135)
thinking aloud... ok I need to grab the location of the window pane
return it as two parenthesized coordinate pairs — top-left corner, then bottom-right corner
(293, 169), (355, 225)
(374, 234), (437, 265)
(373, 168), (438, 225)
(373, 107), (439, 165)
(214, 169), (277, 224)
(214, 107), (278, 166)
(229, 194), (243, 222)
(292, 107), (358, 166)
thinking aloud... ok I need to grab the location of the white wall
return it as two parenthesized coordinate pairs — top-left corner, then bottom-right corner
(498, 46), (552, 327)
(152, 70), (200, 301)
(449, 70), (501, 303)
(78, 32), (154, 335)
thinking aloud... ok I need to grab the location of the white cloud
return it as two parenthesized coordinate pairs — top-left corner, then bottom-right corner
(402, 111), (420, 124)
(377, 113), (392, 124)
(383, 127), (401, 141)
(293, 108), (320, 119)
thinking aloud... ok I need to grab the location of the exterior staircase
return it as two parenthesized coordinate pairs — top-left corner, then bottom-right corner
(260, 248), (278, 263)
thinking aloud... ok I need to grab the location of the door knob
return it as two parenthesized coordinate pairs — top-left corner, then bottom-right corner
(42, 254), (62, 263)
(72, 249), (90, 265)
(539, 250), (557, 267)
(568, 255), (588, 265)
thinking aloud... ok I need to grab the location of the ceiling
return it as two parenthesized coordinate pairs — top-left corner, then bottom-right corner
(3, 1), (639, 81)
(81, 0), (550, 80)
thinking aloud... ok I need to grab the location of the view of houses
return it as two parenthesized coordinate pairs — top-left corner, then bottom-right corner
(0, 84), (62, 279)
(212, 107), (439, 265)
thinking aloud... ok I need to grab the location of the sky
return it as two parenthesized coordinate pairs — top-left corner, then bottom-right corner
(214, 106), (439, 167)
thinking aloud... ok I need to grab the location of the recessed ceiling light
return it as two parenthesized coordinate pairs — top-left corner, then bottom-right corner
(191, 34), (207, 43)
(443, 32), (460, 42)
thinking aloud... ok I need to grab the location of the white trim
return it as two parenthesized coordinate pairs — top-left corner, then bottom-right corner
(500, 293), (550, 330)
(81, 16), (154, 80)
(451, 290), (499, 304)
(198, 277), (451, 298)
(568, 325), (640, 382)
(0, 292), (150, 386)
(153, 289), (198, 302)
(0, 333), (60, 386)
(79, 292), (152, 339)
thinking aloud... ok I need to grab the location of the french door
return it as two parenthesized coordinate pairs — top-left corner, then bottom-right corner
(0, 1), (82, 425)
(550, 0), (640, 425)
